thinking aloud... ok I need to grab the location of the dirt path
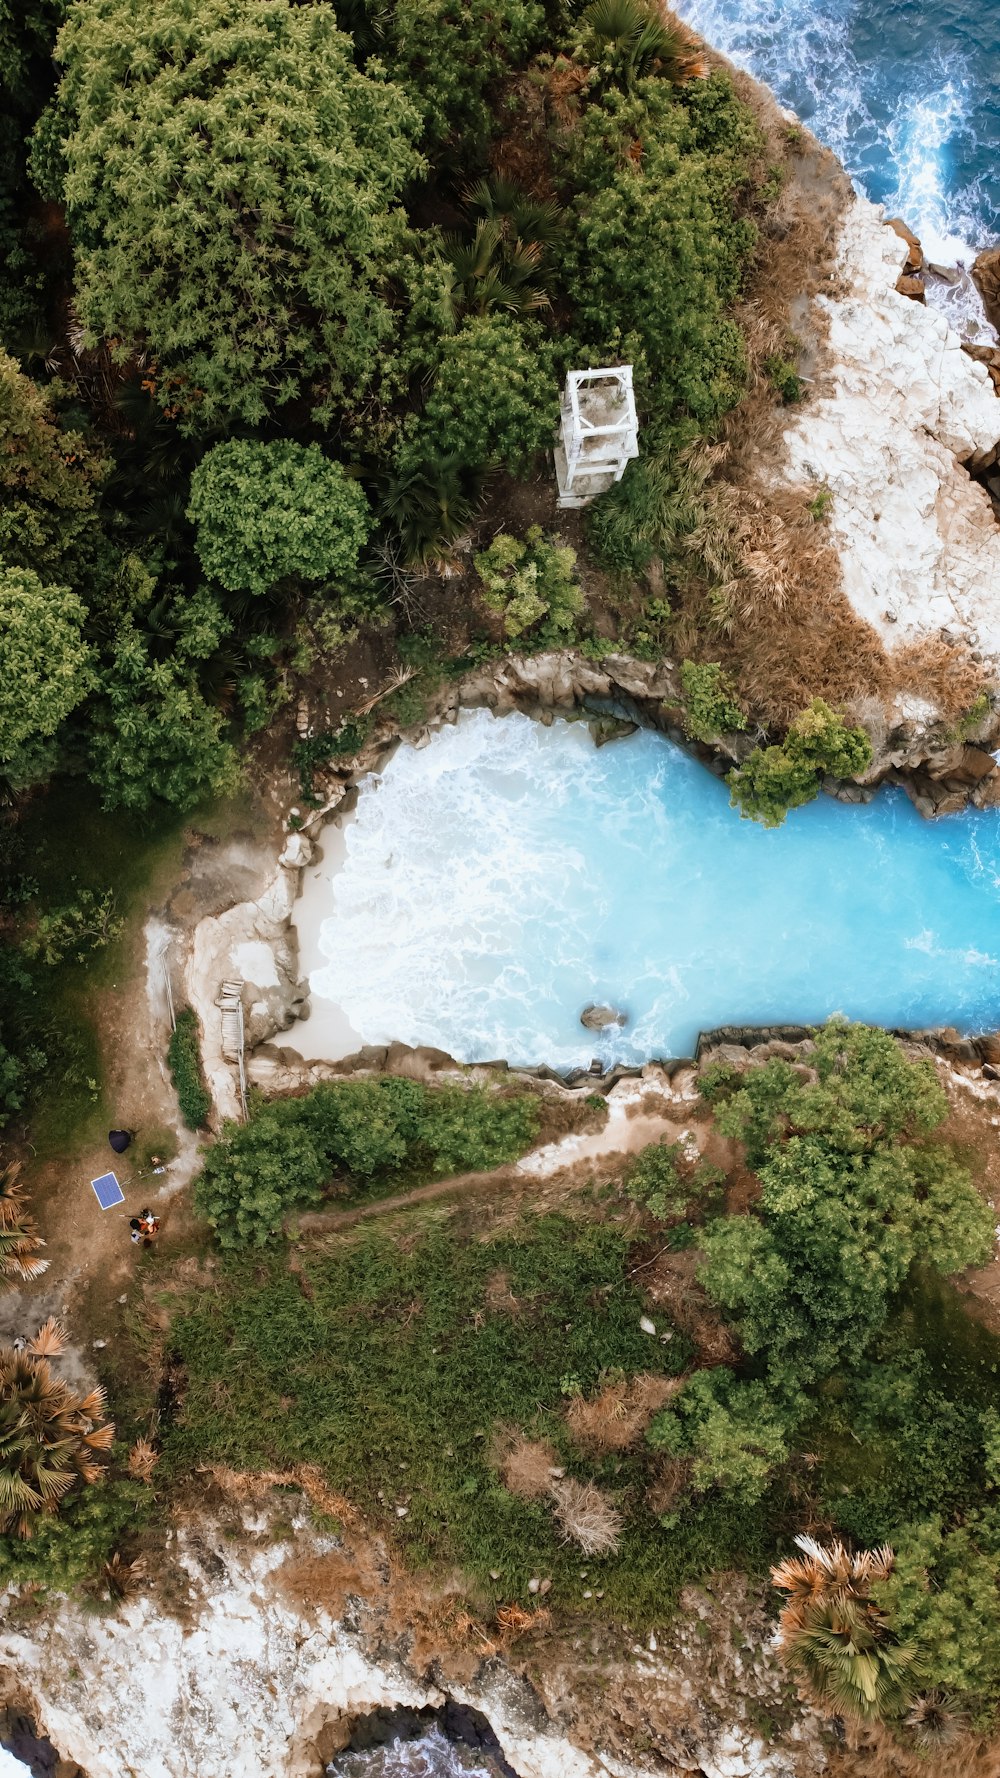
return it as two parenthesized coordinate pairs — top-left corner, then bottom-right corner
(294, 1164), (524, 1235)
(2, 806), (282, 1367)
(295, 1096), (708, 1237)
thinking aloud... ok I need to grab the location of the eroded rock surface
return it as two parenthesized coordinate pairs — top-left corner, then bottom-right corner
(783, 193), (1000, 661)
(0, 1515), (819, 1778)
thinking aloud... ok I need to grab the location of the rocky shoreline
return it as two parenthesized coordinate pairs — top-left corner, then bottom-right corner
(179, 661), (1000, 1127)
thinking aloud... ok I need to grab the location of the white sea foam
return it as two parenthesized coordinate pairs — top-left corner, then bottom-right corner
(329, 1724), (504, 1776)
(676, 0), (997, 340)
(303, 711), (1000, 1067)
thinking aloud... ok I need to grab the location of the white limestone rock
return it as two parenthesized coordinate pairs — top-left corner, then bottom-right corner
(784, 192), (1000, 666)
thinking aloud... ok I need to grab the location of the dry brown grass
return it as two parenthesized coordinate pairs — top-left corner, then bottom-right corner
(890, 636), (990, 720)
(550, 1476), (624, 1556)
(640, 1246), (741, 1366)
(127, 1436), (159, 1482)
(826, 1721), (1000, 1778)
(565, 1372), (682, 1453)
(646, 1453), (693, 1517)
(200, 1462), (364, 1528)
(495, 1432), (560, 1500)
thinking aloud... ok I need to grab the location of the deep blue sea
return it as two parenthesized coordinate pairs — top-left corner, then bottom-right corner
(675, 0), (1000, 332)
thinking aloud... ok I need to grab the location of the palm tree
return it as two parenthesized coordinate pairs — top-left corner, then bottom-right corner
(0, 1346), (114, 1537)
(377, 457), (480, 570)
(771, 1535), (919, 1722)
(442, 219), (551, 324)
(464, 177), (565, 255)
(0, 1162), (47, 1286)
(583, 0), (707, 87)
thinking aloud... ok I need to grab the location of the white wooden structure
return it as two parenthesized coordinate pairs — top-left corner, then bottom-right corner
(554, 366), (639, 508)
(219, 977), (247, 1120)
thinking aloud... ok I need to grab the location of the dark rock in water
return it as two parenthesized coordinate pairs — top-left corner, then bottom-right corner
(589, 716), (638, 748)
(580, 1003), (627, 1031)
(895, 272), (925, 303)
(973, 246), (1000, 332)
(328, 1704), (518, 1778)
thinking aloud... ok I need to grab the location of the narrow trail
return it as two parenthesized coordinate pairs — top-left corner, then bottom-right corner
(293, 1100), (704, 1236)
(294, 1163), (522, 1234)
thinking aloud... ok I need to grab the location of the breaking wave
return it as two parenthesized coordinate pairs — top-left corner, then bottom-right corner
(675, 0), (1000, 338)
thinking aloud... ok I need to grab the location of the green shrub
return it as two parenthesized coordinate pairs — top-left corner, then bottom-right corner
(193, 1076), (541, 1247)
(410, 314), (561, 478)
(874, 1511), (1000, 1727)
(727, 698), (872, 827)
(385, 0), (544, 151)
(20, 886), (122, 966)
(623, 1138), (724, 1226)
(679, 660), (747, 742)
(293, 715), (375, 801)
(46, 0), (422, 427)
(188, 441), (372, 595)
(0, 1476), (149, 1595)
(648, 1368), (793, 1503)
(474, 525), (583, 643)
(167, 1007), (211, 1130)
(763, 353), (802, 403)
(559, 75), (761, 423)
(583, 420), (708, 579)
(699, 1022), (993, 1394)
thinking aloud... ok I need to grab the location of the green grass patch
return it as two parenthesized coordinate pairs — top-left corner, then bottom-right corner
(168, 1008), (212, 1129)
(164, 1210), (776, 1622)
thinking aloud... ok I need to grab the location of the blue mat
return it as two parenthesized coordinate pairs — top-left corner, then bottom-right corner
(91, 1171), (124, 1209)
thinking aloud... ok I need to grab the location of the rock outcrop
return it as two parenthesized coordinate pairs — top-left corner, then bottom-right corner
(184, 832), (314, 1123)
(783, 193), (1000, 663)
(0, 1510), (822, 1778)
(973, 245), (1000, 334)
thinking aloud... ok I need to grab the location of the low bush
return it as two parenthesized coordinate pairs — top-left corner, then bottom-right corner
(473, 526), (583, 644)
(188, 440), (373, 595)
(727, 699), (873, 827)
(167, 1007), (211, 1131)
(763, 353), (802, 404)
(193, 1077), (541, 1247)
(679, 660), (747, 743)
(20, 886), (123, 966)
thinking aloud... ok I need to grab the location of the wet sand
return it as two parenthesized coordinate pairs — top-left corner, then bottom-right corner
(287, 810), (366, 1062)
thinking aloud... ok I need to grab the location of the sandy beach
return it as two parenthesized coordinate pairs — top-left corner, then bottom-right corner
(286, 808), (367, 1062)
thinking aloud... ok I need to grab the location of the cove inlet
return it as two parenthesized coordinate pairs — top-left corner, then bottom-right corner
(292, 709), (1000, 1071)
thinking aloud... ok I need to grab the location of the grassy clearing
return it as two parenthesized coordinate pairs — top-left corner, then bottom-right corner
(163, 1207), (776, 1623)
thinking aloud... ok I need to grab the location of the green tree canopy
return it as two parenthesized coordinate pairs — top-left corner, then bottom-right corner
(187, 440), (373, 595)
(0, 565), (93, 789)
(407, 314), (561, 479)
(700, 1024), (994, 1392)
(385, 0), (544, 151)
(45, 0), (423, 427)
(728, 698), (873, 827)
(0, 349), (108, 583)
(559, 75), (761, 422)
(648, 1367), (792, 1503)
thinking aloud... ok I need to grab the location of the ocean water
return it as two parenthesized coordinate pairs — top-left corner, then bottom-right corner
(308, 710), (1000, 1069)
(329, 1724), (506, 1777)
(675, 0), (1000, 335)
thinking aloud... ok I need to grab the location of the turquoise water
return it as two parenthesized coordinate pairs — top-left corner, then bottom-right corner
(676, 0), (1000, 335)
(308, 711), (1000, 1068)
